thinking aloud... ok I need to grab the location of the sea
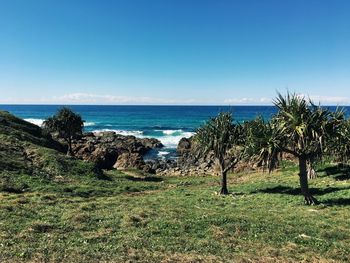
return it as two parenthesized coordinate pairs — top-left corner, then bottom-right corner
(1, 105), (348, 159)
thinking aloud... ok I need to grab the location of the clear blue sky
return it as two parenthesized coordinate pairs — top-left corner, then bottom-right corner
(0, 0), (349, 105)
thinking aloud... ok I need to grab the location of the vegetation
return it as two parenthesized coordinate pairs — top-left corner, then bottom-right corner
(1, 92), (350, 262)
(1, 163), (350, 262)
(43, 107), (84, 156)
(326, 110), (350, 163)
(193, 92), (350, 205)
(244, 93), (347, 205)
(195, 112), (244, 195)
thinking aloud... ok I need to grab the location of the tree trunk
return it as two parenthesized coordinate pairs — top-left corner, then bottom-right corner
(299, 156), (318, 205)
(307, 161), (317, 180)
(219, 169), (229, 195)
(67, 137), (74, 156)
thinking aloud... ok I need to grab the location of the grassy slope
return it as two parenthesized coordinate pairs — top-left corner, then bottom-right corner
(1, 111), (349, 262)
(0, 110), (98, 178)
(0, 163), (349, 263)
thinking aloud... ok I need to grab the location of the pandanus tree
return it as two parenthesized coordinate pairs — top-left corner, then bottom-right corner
(246, 93), (331, 205)
(243, 116), (282, 171)
(195, 112), (244, 195)
(324, 109), (350, 163)
(43, 107), (84, 156)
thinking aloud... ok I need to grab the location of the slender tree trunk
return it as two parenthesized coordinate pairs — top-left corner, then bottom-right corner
(307, 161), (317, 180)
(67, 137), (74, 156)
(299, 156), (318, 205)
(219, 165), (229, 195)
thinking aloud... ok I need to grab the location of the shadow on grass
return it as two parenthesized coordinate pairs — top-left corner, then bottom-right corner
(318, 164), (350, 181)
(96, 172), (112, 181)
(124, 175), (163, 182)
(322, 198), (350, 206)
(255, 185), (350, 206)
(256, 185), (350, 196)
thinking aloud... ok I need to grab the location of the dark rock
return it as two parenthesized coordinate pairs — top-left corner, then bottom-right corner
(177, 137), (192, 154)
(142, 163), (156, 174)
(114, 153), (145, 170)
(84, 132), (95, 137)
(140, 138), (164, 149)
(72, 132), (163, 170)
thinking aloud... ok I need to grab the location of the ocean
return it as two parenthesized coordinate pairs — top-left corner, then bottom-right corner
(0, 105), (347, 159)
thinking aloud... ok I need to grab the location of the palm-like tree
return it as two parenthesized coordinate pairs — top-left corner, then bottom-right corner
(195, 112), (244, 195)
(243, 116), (281, 171)
(325, 109), (350, 163)
(246, 93), (330, 205)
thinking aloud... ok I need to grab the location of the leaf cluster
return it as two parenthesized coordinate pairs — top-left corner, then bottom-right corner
(43, 107), (84, 142)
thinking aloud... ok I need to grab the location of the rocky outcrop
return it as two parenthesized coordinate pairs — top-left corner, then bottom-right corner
(142, 137), (217, 176)
(177, 137), (216, 175)
(72, 131), (163, 170)
(177, 137), (192, 155)
(173, 137), (259, 176)
(114, 153), (145, 170)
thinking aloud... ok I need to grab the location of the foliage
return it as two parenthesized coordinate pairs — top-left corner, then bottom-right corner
(243, 116), (281, 171)
(325, 109), (350, 163)
(194, 112), (244, 194)
(271, 92), (330, 160)
(245, 93), (338, 205)
(43, 107), (83, 155)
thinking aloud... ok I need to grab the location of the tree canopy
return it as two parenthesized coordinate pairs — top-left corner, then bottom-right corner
(43, 107), (83, 156)
(195, 112), (244, 194)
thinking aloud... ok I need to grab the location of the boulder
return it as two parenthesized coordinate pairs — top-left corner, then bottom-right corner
(114, 153), (145, 170)
(177, 137), (192, 154)
(72, 132), (163, 170)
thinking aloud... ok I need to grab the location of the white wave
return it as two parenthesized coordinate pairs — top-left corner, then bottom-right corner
(93, 129), (143, 137)
(83, 121), (96, 126)
(158, 151), (170, 156)
(24, 118), (45, 127)
(157, 132), (194, 148)
(155, 129), (183, 135)
(93, 128), (193, 148)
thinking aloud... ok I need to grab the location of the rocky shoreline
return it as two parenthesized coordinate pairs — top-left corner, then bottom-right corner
(0, 110), (254, 178)
(71, 131), (218, 176)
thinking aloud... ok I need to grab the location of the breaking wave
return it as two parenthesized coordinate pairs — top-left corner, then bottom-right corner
(24, 118), (44, 127)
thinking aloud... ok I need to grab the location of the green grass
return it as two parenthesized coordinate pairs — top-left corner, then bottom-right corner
(0, 163), (349, 263)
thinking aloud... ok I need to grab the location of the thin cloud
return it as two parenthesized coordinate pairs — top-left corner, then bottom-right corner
(308, 95), (350, 105)
(0, 93), (197, 105)
(2, 93), (350, 105)
(224, 97), (271, 105)
(224, 95), (350, 105)
(53, 93), (197, 104)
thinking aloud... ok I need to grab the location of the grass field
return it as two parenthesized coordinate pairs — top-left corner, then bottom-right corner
(0, 162), (350, 262)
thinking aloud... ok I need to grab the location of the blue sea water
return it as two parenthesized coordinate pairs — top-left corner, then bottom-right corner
(0, 105), (348, 158)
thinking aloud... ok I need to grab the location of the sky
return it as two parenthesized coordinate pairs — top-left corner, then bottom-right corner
(0, 0), (349, 105)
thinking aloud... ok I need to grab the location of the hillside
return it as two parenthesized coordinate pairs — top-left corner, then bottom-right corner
(0, 111), (350, 262)
(0, 110), (101, 182)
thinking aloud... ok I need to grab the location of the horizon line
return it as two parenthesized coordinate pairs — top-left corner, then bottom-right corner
(1, 103), (350, 107)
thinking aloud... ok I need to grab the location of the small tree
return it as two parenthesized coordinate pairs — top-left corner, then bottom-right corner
(246, 93), (332, 205)
(195, 112), (244, 195)
(325, 109), (350, 163)
(243, 116), (282, 171)
(43, 107), (83, 156)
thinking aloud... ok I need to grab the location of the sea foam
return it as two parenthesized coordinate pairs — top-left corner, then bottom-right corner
(92, 128), (193, 148)
(93, 129), (144, 137)
(25, 119), (96, 127)
(24, 118), (45, 127)
(84, 121), (96, 126)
